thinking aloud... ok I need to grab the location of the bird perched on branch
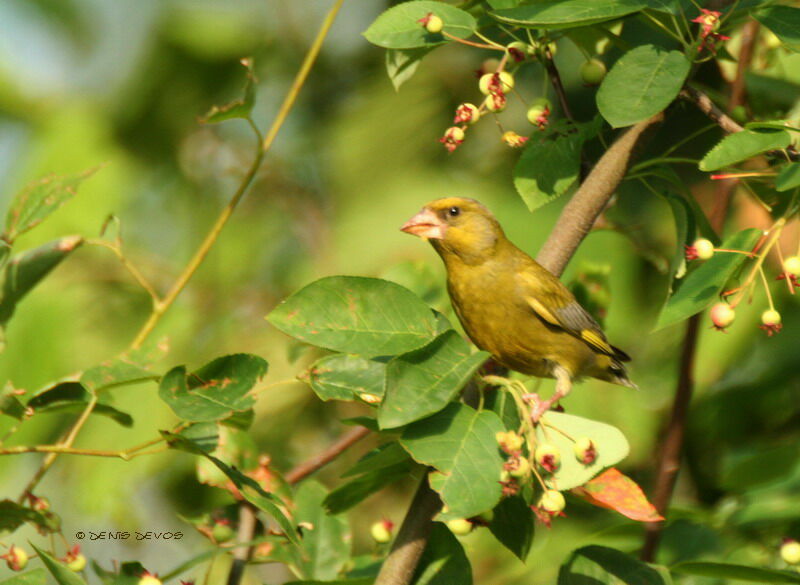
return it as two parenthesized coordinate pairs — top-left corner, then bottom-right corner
(400, 197), (635, 421)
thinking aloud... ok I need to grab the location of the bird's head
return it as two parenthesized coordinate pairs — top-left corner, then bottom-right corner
(400, 197), (505, 262)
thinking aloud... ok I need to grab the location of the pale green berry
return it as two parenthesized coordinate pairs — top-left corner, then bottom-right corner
(447, 518), (473, 536)
(580, 59), (607, 85)
(539, 490), (566, 513)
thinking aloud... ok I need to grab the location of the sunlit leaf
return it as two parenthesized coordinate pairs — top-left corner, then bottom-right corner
(492, 0), (648, 29)
(672, 562), (800, 583)
(28, 545), (86, 585)
(0, 568), (47, 585)
(559, 545), (671, 585)
(364, 1), (477, 49)
(304, 354), (386, 403)
(699, 128), (791, 171)
(488, 495), (535, 561)
(572, 468), (663, 522)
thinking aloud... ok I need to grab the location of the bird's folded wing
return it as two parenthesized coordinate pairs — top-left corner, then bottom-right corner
(518, 271), (620, 359)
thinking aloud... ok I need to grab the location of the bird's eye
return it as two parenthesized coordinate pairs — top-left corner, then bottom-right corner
(448, 206), (460, 217)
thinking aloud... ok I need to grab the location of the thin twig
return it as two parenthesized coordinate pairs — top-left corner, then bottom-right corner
(542, 45), (574, 121)
(285, 426), (371, 485)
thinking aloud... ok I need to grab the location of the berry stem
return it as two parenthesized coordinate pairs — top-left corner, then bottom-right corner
(441, 31), (503, 51)
(775, 244), (796, 295)
(758, 266), (775, 311)
(729, 218), (786, 309)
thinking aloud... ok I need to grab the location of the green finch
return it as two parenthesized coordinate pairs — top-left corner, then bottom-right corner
(400, 197), (635, 420)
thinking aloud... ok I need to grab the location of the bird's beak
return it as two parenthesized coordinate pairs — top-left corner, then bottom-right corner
(400, 208), (446, 240)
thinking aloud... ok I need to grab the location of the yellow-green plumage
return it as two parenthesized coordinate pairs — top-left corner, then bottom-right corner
(401, 197), (634, 413)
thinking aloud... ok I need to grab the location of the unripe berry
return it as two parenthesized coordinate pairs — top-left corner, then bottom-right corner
(212, 520), (235, 543)
(710, 302), (735, 329)
(506, 41), (529, 62)
(5, 546), (28, 571)
(580, 59), (607, 85)
(538, 490), (566, 513)
(692, 238), (715, 260)
(783, 256), (800, 277)
(782, 539), (800, 565)
(508, 456), (530, 478)
(479, 71), (514, 95)
(534, 444), (561, 472)
(483, 93), (506, 113)
(370, 520), (394, 544)
(495, 430), (524, 453)
(67, 554), (87, 572)
(574, 437), (597, 464)
(526, 98), (551, 125)
(425, 14), (444, 34)
(446, 518), (473, 536)
(762, 309), (781, 326)
(138, 572), (162, 585)
(454, 103), (480, 125)
(499, 469), (511, 483)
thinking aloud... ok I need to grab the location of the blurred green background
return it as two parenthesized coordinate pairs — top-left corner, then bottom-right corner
(1, 1), (799, 583)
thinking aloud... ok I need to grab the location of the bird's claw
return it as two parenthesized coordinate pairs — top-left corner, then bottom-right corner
(530, 397), (554, 424)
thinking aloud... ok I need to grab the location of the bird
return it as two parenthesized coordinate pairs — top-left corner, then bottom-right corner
(400, 196), (635, 421)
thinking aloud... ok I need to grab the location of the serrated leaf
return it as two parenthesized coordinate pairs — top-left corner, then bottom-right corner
(28, 545), (87, 585)
(655, 228), (761, 330)
(700, 128), (791, 171)
(164, 431), (297, 544)
(0, 236), (83, 328)
(379, 330), (488, 429)
(305, 354), (386, 403)
(489, 495), (535, 561)
(27, 382), (133, 427)
(401, 404), (505, 518)
(158, 354), (267, 421)
(363, 1), (477, 50)
(413, 523), (472, 585)
(0, 568), (47, 585)
(755, 5), (800, 53)
(537, 412), (629, 490)
(597, 45), (689, 128)
(386, 48), (430, 91)
(559, 545), (671, 585)
(492, 0), (648, 29)
(200, 58), (257, 123)
(572, 468), (663, 522)
(672, 562), (800, 583)
(0, 500), (60, 535)
(267, 276), (439, 357)
(80, 360), (155, 393)
(4, 168), (98, 242)
(776, 163), (800, 192)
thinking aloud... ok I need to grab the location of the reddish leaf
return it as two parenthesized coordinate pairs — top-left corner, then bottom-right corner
(572, 468), (664, 522)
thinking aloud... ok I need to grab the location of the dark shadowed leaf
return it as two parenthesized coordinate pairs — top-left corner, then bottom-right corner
(413, 523), (472, 585)
(755, 5), (800, 52)
(268, 276), (439, 357)
(0, 500), (60, 535)
(379, 330), (489, 429)
(364, 1), (477, 49)
(401, 404), (505, 518)
(158, 354), (267, 421)
(200, 58), (257, 123)
(386, 48), (431, 91)
(655, 228), (761, 329)
(776, 163), (800, 192)
(492, 0), (648, 29)
(559, 545), (670, 585)
(27, 382), (133, 427)
(0, 236), (83, 328)
(489, 495), (535, 561)
(672, 562), (800, 583)
(4, 168), (98, 242)
(80, 360), (155, 393)
(1, 385), (26, 420)
(597, 45), (689, 128)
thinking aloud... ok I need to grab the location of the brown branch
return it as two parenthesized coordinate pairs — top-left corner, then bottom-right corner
(680, 85), (743, 134)
(227, 503), (257, 585)
(374, 478), (442, 585)
(542, 46), (574, 121)
(537, 112), (665, 276)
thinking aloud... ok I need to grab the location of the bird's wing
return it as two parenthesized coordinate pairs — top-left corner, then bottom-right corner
(517, 270), (629, 361)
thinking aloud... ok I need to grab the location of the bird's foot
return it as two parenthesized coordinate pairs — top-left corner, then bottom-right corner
(530, 396), (557, 424)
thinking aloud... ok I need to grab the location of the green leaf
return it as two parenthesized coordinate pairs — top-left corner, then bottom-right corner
(487, 0), (522, 8)
(672, 562), (800, 583)
(80, 360), (155, 393)
(158, 354), (267, 421)
(379, 330), (488, 429)
(200, 58), (257, 123)
(492, 0), (648, 29)
(0, 569), (47, 585)
(0, 500), (60, 535)
(305, 354), (386, 403)
(325, 444), (414, 514)
(776, 163), (800, 192)
(363, 1), (477, 50)
(488, 495), (535, 561)
(700, 128), (791, 171)
(164, 431), (297, 544)
(413, 523), (472, 585)
(721, 444), (800, 491)
(514, 129), (582, 211)
(597, 45), (689, 128)
(386, 48), (431, 91)
(537, 411), (629, 490)
(401, 404), (505, 518)
(559, 545), (670, 585)
(4, 168), (98, 242)
(293, 481), (351, 581)
(755, 5), (800, 53)
(0, 236), (83, 328)
(267, 276), (439, 357)
(91, 561), (148, 585)
(28, 545), (87, 585)
(27, 382), (133, 427)
(1, 384), (26, 420)
(197, 425), (258, 488)
(655, 228), (762, 330)
(285, 580), (373, 585)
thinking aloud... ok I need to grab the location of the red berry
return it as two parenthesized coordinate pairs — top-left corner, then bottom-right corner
(710, 303), (735, 330)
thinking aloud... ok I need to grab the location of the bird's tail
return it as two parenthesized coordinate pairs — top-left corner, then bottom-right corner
(600, 356), (638, 389)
